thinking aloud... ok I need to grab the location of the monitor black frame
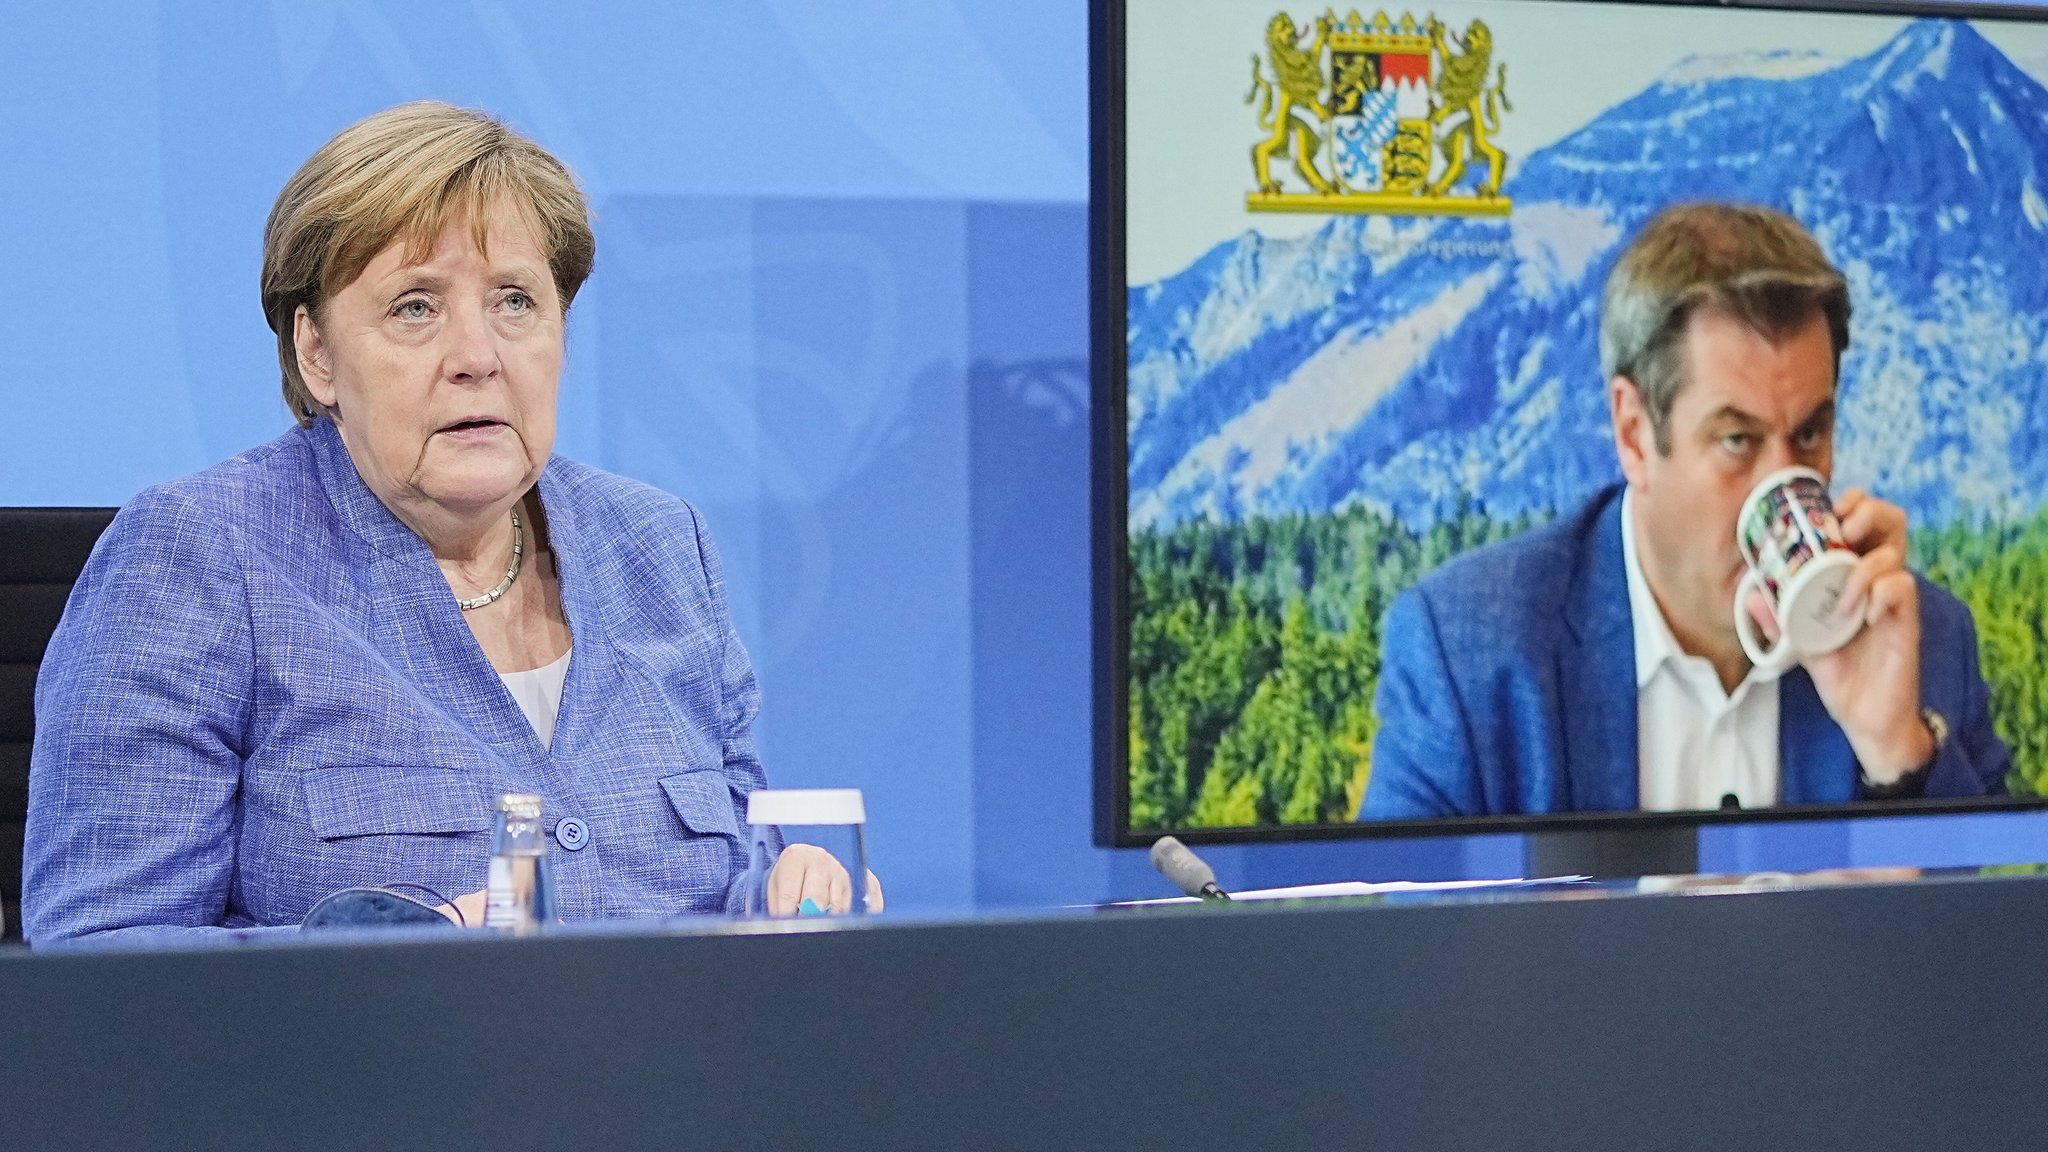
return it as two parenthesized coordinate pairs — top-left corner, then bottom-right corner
(1091, 0), (2048, 847)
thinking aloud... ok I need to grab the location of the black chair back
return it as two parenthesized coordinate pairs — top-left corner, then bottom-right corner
(0, 508), (116, 941)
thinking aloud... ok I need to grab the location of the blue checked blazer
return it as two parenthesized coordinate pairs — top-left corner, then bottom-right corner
(25, 418), (767, 944)
(1362, 484), (2011, 819)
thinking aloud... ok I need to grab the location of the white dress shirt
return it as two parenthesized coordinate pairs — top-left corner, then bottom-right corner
(1622, 490), (1782, 811)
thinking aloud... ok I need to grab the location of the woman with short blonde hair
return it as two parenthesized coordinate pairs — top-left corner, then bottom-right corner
(23, 102), (870, 943)
(261, 101), (597, 425)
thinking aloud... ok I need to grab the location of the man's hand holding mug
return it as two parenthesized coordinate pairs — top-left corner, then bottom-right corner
(1737, 468), (1932, 785)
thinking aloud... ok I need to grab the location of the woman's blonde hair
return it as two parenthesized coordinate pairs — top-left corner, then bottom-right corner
(260, 101), (596, 426)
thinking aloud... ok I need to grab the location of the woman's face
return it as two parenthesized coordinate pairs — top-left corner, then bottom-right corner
(296, 205), (563, 529)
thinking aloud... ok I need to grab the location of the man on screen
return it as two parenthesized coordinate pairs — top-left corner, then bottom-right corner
(1361, 203), (2009, 819)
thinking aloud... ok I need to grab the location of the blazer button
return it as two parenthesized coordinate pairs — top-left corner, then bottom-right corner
(556, 817), (590, 852)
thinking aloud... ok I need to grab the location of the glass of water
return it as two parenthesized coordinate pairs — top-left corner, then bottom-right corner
(742, 788), (872, 917)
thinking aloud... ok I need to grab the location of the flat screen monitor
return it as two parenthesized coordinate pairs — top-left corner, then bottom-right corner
(1094, 0), (2048, 844)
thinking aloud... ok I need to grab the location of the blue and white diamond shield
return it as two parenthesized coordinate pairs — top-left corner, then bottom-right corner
(1333, 89), (1398, 190)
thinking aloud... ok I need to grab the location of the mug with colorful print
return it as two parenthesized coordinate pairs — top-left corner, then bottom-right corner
(1733, 466), (1862, 672)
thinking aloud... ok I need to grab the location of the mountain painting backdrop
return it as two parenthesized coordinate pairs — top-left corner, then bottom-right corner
(1124, 19), (2048, 832)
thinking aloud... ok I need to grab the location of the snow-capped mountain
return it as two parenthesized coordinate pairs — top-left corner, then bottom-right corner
(1128, 19), (2048, 532)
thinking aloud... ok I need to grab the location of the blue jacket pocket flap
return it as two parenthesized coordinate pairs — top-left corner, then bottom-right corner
(659, 772), (742, 840)
(303, 765), (492, 840)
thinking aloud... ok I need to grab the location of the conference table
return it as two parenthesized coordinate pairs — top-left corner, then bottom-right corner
(3, 867), (2047, 1150)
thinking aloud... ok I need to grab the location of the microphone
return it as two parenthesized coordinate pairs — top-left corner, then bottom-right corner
(1149, 836), (1231, 901)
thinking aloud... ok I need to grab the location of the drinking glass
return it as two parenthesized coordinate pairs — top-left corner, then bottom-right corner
(742, 788), (871, 918)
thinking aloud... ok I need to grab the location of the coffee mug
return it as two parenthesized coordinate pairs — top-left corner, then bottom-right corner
(1733, 466), (1862, 672)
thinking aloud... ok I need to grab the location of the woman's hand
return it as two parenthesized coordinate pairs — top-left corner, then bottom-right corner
(438, 887), (489, 927)
(766, 844), (885, 915)
(437, 848), (891, 925)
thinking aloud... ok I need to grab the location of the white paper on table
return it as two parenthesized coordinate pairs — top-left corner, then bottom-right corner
(1109, 876), (1588, 907)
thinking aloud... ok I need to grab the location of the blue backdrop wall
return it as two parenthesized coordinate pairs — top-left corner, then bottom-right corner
(3, 0), (2044, 913)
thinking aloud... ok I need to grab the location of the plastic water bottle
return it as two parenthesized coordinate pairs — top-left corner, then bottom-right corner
(484, 793), (554, 934)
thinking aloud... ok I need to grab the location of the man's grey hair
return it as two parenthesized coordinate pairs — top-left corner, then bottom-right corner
(1600, 203), (1850, 454)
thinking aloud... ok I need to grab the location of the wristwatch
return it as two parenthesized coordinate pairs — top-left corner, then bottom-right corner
(1860, 707), (1947, 799)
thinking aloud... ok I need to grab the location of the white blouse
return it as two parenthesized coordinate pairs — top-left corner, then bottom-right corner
(499, 648), (572, 749)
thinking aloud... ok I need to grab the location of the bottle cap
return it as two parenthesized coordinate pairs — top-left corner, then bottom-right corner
(496, 793), (544, 820)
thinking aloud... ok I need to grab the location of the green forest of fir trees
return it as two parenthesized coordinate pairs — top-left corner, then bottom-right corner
(1125, 502), (2048, 830)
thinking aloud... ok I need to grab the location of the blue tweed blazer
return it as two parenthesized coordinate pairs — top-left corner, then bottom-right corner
(25, 419), (766, 944)
(1362, 485), (2011, 820)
